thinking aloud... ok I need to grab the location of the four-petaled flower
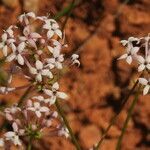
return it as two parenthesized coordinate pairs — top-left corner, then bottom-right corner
(137, 55), (150, 72)
(27, 60), (53, 82)
(118, 44), (139, 64)
(18, 12), (36, 25)
(32, 96), (54, 105)
(27, 100), (49, 118)
(46, 44), (64, 69)
(43, 19), (62, 39)
(44, 82), (68, 104)
(7, 42), (26, 65)
(19, 26), (41, 49)
(0, 26), (16, 56)
(5, 122), (24, 146)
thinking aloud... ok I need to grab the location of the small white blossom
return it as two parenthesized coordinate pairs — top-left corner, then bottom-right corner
(58, 127), (69, 138)
(120, 37), (140, 46)
(5, 105), (21, 121)
(5, 122), (23, 146)
(43, 19), (62, 39)
(27, 100), (49, 118)
(139, 78), (150, 95)
(0, 87), (15, 94)
(137, 55), (150, 72)
(27, 60), (53, 82)
(6, 42), (26, 65)
(18, 12), (36, 25)
(19, 26), (41, 49)
(44, 82), (68, 104)
(32, 96), (54, 105)
(0, 26), (15, 57)
(71, 54), (80, 66)
(118, 44), (139, 64)
(46, 45), (64, 69)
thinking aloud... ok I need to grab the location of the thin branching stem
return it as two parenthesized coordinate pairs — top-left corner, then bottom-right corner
(53, 0), (81, 20)
(116, 86), (141, 150)
(18, 86), (33, 106)
(94, 77), (140, 150)
(27, 137), (33, 150)
(55, 100), (81, 150)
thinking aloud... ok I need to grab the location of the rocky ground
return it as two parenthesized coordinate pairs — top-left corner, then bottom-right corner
(0, 0), (150, 149)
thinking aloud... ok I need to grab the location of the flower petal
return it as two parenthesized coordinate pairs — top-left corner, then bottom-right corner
(2, 45), (8, 56)
(55, 29), (62, 39)
(7, 53), (16, 62)
(52, 82), (59, 90)
(139, 78), (148, 85)
(40, 106), (49, 112)
(17, 42), (25, 53)
(17, 54), (24, 65)
(36, 73), (42, 82)
(138, 64), (145, 72)
(57, 92), (68, 100)
(126, 56), (132, 64)
(44, 89), (53, 96)
(118, 54), (128, 60)
(47, 30), (54, 39)
(143, 85), (150, 95)
(36, 60), (43, 70)
(35, 111), (41, 118)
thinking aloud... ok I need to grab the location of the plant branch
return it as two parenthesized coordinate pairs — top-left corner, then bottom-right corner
(18, 85), (33, 106)
(27, 137), (33, 150)
(55, 99), (81, 150)
(53, 0), (81, 20)
(116, 86), (140, 150)
(94, 78), (139, 150)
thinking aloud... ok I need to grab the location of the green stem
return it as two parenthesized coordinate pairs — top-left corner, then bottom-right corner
(18, 86), (32, 106)
(116, 86), (140, 150)
(53, 0), (81, 20)
(55, 100), (81, 150)
(27, 137), (33, 150)
(61, 0), (75, 32)
(94, 78), (139, 150)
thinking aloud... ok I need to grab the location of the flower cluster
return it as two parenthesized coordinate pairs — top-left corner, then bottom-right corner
(0, 12), (80, 148)
(118, 35), (150, 95)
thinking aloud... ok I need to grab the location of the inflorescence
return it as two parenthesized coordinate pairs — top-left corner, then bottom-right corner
(0, 12), (80, 148)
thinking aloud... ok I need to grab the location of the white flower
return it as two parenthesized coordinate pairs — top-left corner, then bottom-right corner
(0, 138), (4, 147)
(0, 87), (15, 94)
(139, 78), (150, 95)
(5, 122), (23, 146)
(137, 55), (150, 72)
(120, 37), (140, 46)
(58, 127), (69, 138)
(0, 28), (15, 57)
(43, 19), (62, 39)
(32, 96), (54, 105)
(5, 105), (21, 121)
(27, 60), (53, 82)
(46, 45), (64, 69)
(71, 54), (80, 66)
(6, 42), (26, 65)
(19, 26), (41, 49)
(27, 100), (49, 118)
(44, 82), (68, 104)
(18, 12), (36, 25)
(118, 44), (139, 64)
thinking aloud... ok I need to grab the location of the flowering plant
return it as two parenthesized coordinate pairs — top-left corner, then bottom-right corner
(0, 12), (80, 149)
(118, 35), (150, 95)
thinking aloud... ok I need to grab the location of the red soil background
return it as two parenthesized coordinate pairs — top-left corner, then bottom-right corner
(0, 0), (150, 149)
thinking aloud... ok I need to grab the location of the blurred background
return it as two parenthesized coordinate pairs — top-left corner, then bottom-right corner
(0, 0), (150, 149)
